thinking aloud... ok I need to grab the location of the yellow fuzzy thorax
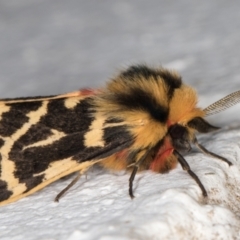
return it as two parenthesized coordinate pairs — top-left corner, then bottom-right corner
(168, 84), (205, 126)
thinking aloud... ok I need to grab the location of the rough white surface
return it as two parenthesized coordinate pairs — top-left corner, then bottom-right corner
(1, 0), (240, 239)
(1, 129), (240, 240)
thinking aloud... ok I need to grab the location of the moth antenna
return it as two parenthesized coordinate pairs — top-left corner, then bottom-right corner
(192, 137), (232, 166)
(204, 90), (240, 116)
(55, 173), (82, 202)
(173, 150), (207, 197)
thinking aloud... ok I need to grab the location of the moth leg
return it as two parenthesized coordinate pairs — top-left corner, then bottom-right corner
(173, 150), (208, 197)
(129, 166), (138, 199)
(128, 151), (149, 199)
(193, 137), (232, 166)
(55, 173), (82, 202)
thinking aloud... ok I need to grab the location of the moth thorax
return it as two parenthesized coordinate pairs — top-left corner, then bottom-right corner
(168, 84), (205, 125)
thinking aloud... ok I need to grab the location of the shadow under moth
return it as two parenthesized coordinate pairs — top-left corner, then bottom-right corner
(0, 65), (240, 206)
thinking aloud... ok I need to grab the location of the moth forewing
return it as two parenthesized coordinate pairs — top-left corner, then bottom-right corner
(0, 89), (133, 206)
(0, 158), (99, 206)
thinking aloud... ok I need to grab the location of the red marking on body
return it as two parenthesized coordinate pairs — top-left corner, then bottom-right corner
(115, 149), (128, 159)
(167, 120), (173, 127)
(150, 137), (174, 172)
(78, 88), (99, 96)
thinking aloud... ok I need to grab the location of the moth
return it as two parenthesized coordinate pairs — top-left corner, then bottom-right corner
(0, 65), (240, 206)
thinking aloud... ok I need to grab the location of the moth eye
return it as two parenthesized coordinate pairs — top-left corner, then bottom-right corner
(169, 124), (187, 139)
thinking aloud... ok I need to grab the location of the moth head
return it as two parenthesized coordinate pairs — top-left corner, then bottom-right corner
(169, 89), (240, 153)
(168, 117), (218, 152)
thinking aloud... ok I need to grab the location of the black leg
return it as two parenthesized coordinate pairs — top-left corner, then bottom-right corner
(129, 166), (138, 199)
(55, 173), (82, 202)
(173, 150), (208, 197)
(193, 137), (232, 166)
(128, 150), (149, 199)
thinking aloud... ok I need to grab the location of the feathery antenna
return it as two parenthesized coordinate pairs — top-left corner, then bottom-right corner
(204, 90), (240, 116)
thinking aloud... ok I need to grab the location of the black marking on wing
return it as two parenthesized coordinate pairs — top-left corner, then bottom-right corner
(0, 152), (2, 176)
(9, 124), (132, 180)
(39, 98), (94, 134)
(0, 95), (56, 102)
(0, 139), (2, 175)
(0, 138), (4, 148)
(0, 101), (42, 137)
(8, 132), (88, 192)
(24, 175), (45, 193)
(0, 180), (13, 201)
(10, 133), (88, 177)
(17, 124), (53, 146)
(75, 125), (133, 161)
(9, 123), (132, 193)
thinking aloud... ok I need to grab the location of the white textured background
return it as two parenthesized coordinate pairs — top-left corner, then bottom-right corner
(1, 1), (240, 239)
